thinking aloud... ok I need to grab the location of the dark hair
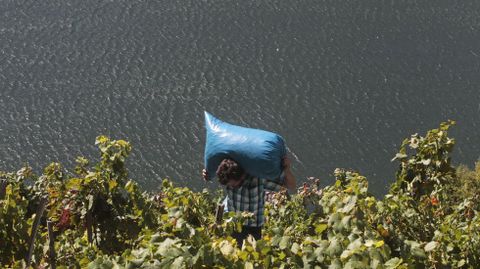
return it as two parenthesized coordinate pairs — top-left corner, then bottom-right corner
(216, 158), (245, 185)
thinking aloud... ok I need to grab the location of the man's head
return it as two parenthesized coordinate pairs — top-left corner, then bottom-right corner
(216, 158), (245, 188)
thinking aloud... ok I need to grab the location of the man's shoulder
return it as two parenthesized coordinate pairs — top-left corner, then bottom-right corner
(242, 175), (262, 188)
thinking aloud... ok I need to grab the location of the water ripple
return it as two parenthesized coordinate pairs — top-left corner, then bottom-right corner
(0, 0), (479, 196)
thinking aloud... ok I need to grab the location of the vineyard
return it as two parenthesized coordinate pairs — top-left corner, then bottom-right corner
(1, 121), (479, 268)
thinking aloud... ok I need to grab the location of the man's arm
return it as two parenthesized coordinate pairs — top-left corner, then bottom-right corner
(264, 156), (297, 192)
(282, 157), (296, 191)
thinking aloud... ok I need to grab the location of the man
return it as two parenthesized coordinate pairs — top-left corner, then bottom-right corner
(202, 156), (295, 246)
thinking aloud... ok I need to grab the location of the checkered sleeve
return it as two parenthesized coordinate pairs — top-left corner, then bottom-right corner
(263, 171), (285, 192)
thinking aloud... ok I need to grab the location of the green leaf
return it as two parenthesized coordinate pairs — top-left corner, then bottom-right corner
(340, 196), (357, 213)
(326, 238), (342, 256)
(156, 238), (182, 257)
(384, 257), (403, 269)
(125, 180), (135, 194)
(108, 179), (118, 191)
(411, 247), (426, 259)
(391, 153), (407, 162)
(171, 256), (185, 268)
(150, 233), (162, 243)
(291, 242), (300, 254)
(87, 194), (94, 210)
(424, 241), (438, 252)
(374, 240), (384, 248)
(279, 236), (290, 250)
(315, 223), (328, 234)
(328, 259), (342, 269)
(95, 135), (108, 145)
(218, 240), (235, 257)
(238, 250), (249, 261)
(421, 159), (431, 166)
(66, 177), (82, 190)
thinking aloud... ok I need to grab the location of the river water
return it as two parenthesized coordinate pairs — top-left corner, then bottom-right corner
(1, 0), (479, 196)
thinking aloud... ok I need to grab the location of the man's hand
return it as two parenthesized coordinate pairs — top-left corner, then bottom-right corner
(202, 169), (209, 181)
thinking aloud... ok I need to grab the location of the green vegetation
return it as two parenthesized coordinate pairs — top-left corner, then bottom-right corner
(1, 121), (479, 268)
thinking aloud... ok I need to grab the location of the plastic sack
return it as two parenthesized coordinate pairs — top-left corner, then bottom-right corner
(204, 111), (286, 181)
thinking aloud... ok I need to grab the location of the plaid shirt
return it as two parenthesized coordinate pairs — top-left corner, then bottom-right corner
(225, 174), (284, 227)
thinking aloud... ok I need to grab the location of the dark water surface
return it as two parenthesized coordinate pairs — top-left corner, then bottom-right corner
(1, 0), (479, 196)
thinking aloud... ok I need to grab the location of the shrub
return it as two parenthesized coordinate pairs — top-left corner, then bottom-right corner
(1, 122), (479, 268)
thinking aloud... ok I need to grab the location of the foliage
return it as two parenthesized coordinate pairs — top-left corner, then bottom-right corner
(0, 168), (34, 267)
(1, 122), (479, 268)
(455, 162), (480, 205)
(376, 120), (479, 267)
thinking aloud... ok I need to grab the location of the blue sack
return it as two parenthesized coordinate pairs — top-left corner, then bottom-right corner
(204, 111), (286, 181)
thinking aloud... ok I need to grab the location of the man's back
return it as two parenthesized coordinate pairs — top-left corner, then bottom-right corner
(225, 175), (283, 227)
